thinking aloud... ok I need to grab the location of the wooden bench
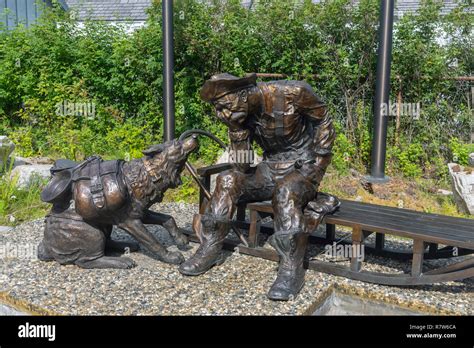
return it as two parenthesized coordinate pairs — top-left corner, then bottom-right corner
(188, 163), (474, 286)
(245, 200), (474, 285)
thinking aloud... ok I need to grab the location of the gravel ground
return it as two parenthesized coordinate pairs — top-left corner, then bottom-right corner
(0, 203), (472, 315)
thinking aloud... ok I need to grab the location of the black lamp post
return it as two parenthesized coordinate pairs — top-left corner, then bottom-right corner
(367, 0), (395, 183)
(162, 0), (175, 141)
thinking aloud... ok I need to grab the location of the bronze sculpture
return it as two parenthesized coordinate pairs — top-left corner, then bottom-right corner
(179, 73), (338, 301)
(38, 137), (198, 269)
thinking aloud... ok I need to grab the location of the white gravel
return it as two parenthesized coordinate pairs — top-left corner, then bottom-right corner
(0, 203), (472, 315)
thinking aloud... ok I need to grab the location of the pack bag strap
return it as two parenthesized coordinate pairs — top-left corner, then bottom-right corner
(273, 88), (286, 137)
(69, 155), (101, 181)
(89, 158), (105, 209)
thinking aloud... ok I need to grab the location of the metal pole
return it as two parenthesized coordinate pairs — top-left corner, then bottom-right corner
(368, 0), (395, 183)
(162, 0), (175, 141)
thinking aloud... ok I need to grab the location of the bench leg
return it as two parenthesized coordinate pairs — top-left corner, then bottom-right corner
(428, 243), (438, 257)
(248, 209), (260, 248)
(351, 226), (363, 272)
(237, 204), (246, 222)
(325, 223), (335, 242)
(362, 230), (373, 239)
(375, 233), (385, 250)
(412, 239), (425, 277)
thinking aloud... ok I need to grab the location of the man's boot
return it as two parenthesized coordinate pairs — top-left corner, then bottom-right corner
(179, 215), (230, 276)
(267, 231), (308, 301)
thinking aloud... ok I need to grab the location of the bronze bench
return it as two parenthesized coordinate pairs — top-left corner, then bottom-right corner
(187, 163), (474, 286)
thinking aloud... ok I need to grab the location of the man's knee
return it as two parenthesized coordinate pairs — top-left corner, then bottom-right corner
(210, 170), (245, 217)
(273, 182), (292, 208)
(272, 172), (313, 207)
(272, 174), (315, 233)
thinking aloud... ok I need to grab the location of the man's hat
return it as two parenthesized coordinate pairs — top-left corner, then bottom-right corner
(200, 73), (257, 102)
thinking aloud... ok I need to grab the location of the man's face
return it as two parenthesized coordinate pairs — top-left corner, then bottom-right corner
(213, 91), (248, 129)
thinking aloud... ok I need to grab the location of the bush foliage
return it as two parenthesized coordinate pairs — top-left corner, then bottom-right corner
(0, 0), (472, 179)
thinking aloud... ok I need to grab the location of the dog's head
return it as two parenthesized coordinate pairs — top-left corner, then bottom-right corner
(142, 136), (198, 188)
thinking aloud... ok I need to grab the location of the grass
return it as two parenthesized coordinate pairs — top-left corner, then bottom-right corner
(0, 163), (50, 226)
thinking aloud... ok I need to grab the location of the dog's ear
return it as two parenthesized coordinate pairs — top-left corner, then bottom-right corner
(142, 144), (165, 156)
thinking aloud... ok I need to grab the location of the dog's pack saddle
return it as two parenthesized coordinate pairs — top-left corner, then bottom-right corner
(41, 156), (123, 209)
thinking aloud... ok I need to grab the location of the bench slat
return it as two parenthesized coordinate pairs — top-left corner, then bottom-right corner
(338, 203), (473, 236)
(334, 205), (473, 237)
(324, 213), (473, 249)
(344, 200), (474, 229)
(343, 205), (473, 233)
(196, 163), (232, 176)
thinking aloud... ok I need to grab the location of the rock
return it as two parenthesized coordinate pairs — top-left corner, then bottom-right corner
(469, 153), (474, 167)
(13, 156), (53, 166)
(349, 168), (360, 178)
(0, 226), (13, 233)
(13, 157), (27, 167)
(436, 189), (453, 196)
(354, 196), (363, 202)
(359, 178), (373, 194)
(448, 163), (474, 215)
(0, 136), (15, 169)
(374, 190), (390, 200)
(341, 185), (357, 196)
(451, 164), (461, 173)
(10, 164), (52, 188)
(0, 303), (27, 315)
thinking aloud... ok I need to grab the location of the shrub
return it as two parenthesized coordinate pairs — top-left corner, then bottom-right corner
(0, 0), (471, 180)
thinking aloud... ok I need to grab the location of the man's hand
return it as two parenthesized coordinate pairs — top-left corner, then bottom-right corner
(228, 128), (253, 173)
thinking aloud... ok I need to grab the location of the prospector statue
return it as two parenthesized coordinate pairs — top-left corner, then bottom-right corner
(179, 73), (337, 300)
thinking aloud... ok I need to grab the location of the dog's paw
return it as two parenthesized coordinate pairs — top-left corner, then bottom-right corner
(175, 235), (191, 251)
(120, 256), (137, 269)
(162, 251), (185, 265)
(177, 243), (192, 251)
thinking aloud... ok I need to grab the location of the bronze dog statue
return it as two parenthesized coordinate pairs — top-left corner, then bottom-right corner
(38, 136), (198, 269)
